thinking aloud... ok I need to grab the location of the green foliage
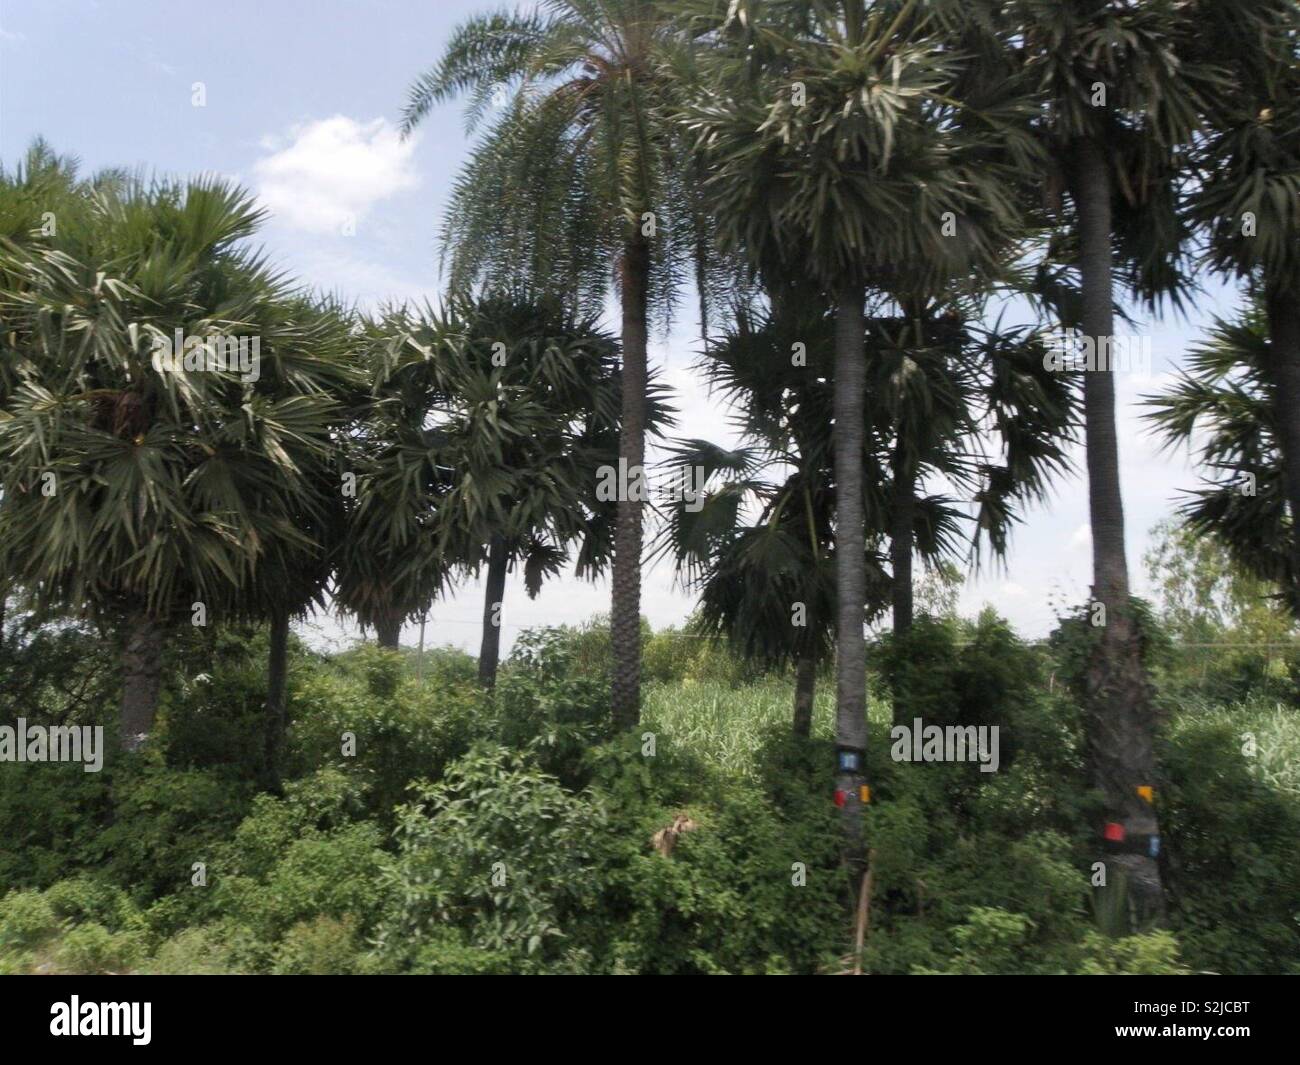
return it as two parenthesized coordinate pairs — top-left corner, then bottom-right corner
(98, 765), (253, 902)
(143, 926), (238, 975)
(375, 744), (605, 972)
(54, 922), (144, 974)
(1161, 700), (1300, 974)
(1, 605), (1297, 974)
(494, 625), (617, 787)
(0, 889), (58, 950)
(290, 655), (487, 818)
(1076, 930), (1190, 976)
(271, 915), (362, 975)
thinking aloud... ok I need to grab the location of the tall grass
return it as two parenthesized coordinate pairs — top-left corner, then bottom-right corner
(642, 676), (893, 779)
(1170, 694), (1300, 797)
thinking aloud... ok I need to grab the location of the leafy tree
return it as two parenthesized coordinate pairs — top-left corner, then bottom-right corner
(1142, 518), (1294, 648)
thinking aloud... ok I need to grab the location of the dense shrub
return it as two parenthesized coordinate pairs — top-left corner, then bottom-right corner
(374, 744), (605, 973)
(0, 604), (1296, 975)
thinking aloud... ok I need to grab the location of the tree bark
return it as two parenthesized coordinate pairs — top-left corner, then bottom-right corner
(793, 653), (816, 739)
(1074, 137), (1164, 927)
(891, 448), (915, 635)
(375, 612), (401, 649)
(611, 232), (650, 730)
(834, 281), (870, 871)
(120, 608), (164, 752)
(478, 536), (509, 689)
(1266, 284), (1300, 611)
(265, 608), (290, 787)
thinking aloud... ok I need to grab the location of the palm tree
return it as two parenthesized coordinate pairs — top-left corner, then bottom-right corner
(1006, 0), (1228, 925)
(0, 140), (84, 648)
(662, 296), (1074, 733)
(1185, 0), (1300, 608)
(685, 0), (1036, 862)
(371, 291), (671, 688)
(655, 299), (881, 737)
(0, 170), (356, 752)
(229, 293), (362, 784)
(334, 308), (457, 651)
(1146, 300), (1298, 608)
(865, 305), (1075, 637)
(400, 0), (712, 727)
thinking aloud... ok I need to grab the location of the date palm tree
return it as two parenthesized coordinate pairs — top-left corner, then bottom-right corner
(400, 0), (714, 726)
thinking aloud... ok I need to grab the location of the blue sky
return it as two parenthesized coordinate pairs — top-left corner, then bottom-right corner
(0, 1), (1235, 653)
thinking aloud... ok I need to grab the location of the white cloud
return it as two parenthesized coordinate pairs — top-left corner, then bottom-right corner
(253, 116), (419, 235)
(1069, 524), (1092, 551)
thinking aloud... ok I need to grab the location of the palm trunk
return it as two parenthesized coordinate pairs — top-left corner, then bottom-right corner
(375, 612), (401, 649)
(1074, 137), (1164, 926)
(793, 653), (816, 739)
(120, 608), (164, 752)
(265, 608), (290, 787)
(833, 281), (870, 871)
(478, 536), (508, 689)
(1266, 284), (1300, 611)
(891, 449), (915, 634)
(611, 232), (650, 730)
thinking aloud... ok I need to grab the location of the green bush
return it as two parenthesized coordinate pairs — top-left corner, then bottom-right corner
(0, 889), (58, 950)
(375, 744), (605, 972)
(290, 661), (486, 819)
(54, 922), (144, 974)
(44, 876), (145, 935)
(143, 925), (239, 975)
(98, 765), (253, 902)
(271, 915), (362, 975)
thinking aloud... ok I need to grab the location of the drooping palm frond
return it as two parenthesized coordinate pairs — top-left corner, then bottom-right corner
(1145, 300), (1296, 608)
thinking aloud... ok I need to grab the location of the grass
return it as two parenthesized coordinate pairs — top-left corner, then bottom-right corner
(642, 674), (894, 779)
(1170, 693), (1300, 797)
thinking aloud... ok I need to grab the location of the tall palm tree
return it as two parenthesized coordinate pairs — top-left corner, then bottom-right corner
(1006, 0), (1228, 925)
(0, 171), (355, 751)
(662, 297), (1074, 733)
(1185, 0), (1300, 608)
(401, 0), (712, 727)
(655, 298), (881, 737)
(685, 0), (1036, 863)
(228, 293), (362, 784)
